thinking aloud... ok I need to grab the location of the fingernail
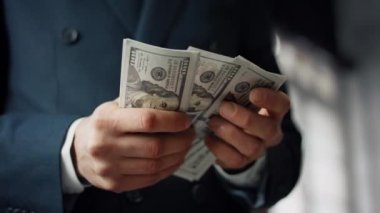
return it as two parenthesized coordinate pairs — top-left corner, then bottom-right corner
(219, 102), (235, 117)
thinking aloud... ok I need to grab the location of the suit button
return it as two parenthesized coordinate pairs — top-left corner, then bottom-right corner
(61, 28), (80, 45)
(125, 190), (143, 203)
(191, 183), (207, 205)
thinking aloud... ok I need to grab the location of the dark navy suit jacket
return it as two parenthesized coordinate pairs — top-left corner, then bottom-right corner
(0, 0), (301, 212)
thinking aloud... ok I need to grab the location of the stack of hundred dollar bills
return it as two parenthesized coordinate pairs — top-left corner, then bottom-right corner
(119, 39), (286, 182)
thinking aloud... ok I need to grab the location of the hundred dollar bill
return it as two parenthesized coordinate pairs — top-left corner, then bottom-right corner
(119, 39), (199, 111)
(229, 56), (286, 109)
(236, 56), (286, 91)
(202, 56), (287, 118)
(174, 137), (216, 181)
(187, 47), (241, 118)
(174, 120), (216, 181)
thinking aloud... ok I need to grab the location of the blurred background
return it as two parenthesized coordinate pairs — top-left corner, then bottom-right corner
(268, 0), (380, 212)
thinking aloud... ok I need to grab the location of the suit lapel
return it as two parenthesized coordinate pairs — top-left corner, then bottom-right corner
(134, 0), (185, 46)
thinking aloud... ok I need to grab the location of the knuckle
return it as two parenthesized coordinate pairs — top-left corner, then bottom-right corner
(104, 179), (124, 193)
(139, 111), (157, 131)
(91, 114), (109, 131)
(231, 155), (247, 168)
(145, 138), (162, 158)
(245, 143), (261, 158)
(94, 162), (112, 176)
(240, 113), (254, 129)
(88, 142), (106, 157)
(219, 123), (237, 141)
(92, 103), (108, 117)
(145, 160), (161, 173)
(228, 126), (240, 140)
(92, 102), (120, 132)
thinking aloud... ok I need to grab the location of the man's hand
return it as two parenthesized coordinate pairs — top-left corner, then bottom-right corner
(73, 100), (195, 193)
(205, 88), (290, 170)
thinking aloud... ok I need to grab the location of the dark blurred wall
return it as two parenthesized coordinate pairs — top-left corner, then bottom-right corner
(270, 0), (337, 55)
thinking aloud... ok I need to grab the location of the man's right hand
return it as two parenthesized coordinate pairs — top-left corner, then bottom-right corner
(72, 100), (195, 193)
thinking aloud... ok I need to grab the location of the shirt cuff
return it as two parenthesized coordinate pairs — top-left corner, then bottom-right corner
(61, 118), (86, 194)
(214, 153), (267, 188)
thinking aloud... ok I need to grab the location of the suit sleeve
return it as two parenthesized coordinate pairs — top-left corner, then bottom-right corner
(0, 113), (79, 213)
(0, 5), (78, 212)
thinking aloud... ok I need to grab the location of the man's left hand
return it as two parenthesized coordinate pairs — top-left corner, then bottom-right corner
(205, 88), (290, 170)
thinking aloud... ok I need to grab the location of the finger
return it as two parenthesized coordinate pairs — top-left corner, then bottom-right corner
(116, 128), (195, 158)
(117, 152), (187, 175)
(204, 135), (250, 169)
(91, 151), (186, 177)
(93, 101), (191, 133)
(114, 108), (191, 132)
(96, 163), (181, 193)
(218, 101), (281, 142)
(208, 116), (263, 159)
(249, 88), (290, 119)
